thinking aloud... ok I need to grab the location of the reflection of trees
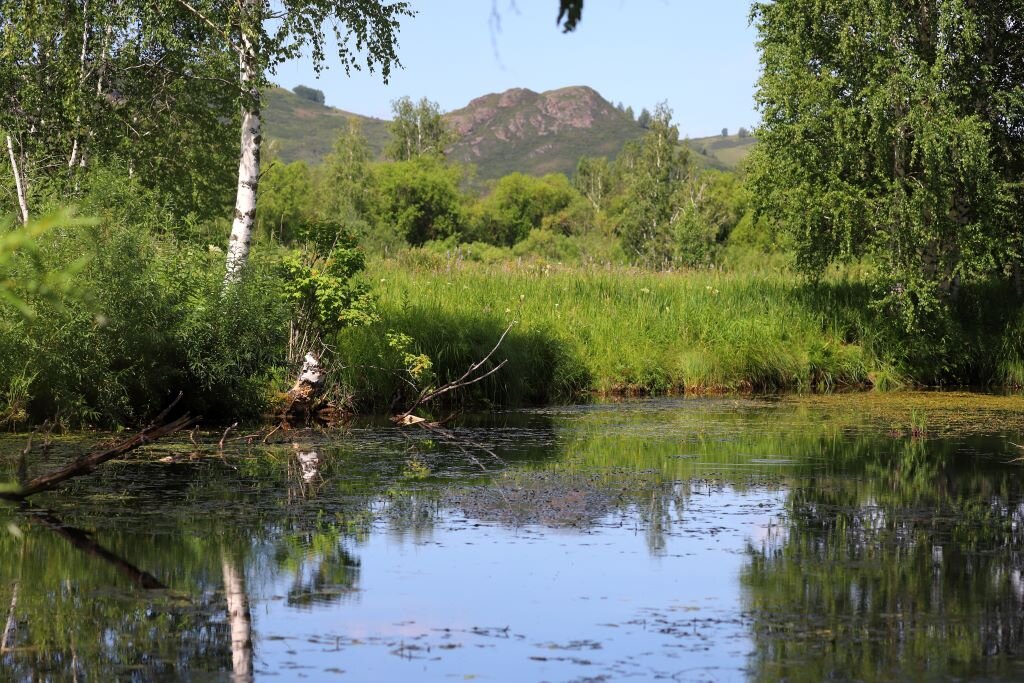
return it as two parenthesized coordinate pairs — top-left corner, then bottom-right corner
(742, 436), (1024, 682)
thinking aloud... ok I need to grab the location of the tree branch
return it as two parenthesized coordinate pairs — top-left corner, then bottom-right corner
(0, 395), (194, 501)
(395, 318), (516, 422)
(173, 0), (243, 56)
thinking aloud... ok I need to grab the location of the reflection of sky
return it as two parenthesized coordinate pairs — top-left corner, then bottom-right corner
(252, 487), (785, 682)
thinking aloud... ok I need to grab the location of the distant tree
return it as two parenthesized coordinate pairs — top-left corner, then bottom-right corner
(737, 126), (750, 138)
(322, 118), (376, 222)
(637, 108), (652, 129)
(611, 102), (691, 266)
(471, 173), (583, 246)
(293, 85), (326, 105)
(674, 169), (746, 266)
(385, 96), (455, 162)
(373, 156), (463, 245)
(256, 159), (314, 242)
(624, 106), (635, 122)
(749, 0), (1024, 330)
(721, 127), (729, 137)
(574, 156), (613, 211)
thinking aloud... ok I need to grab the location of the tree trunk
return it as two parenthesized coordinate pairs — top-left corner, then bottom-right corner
(222, 556), (253, 682)
(5, 135), (29, 225)
(0, 581), (17, 654)
(225, 5), (262, 284)
(69, 0), (90, 170)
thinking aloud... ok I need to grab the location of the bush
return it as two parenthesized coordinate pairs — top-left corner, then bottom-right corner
(0, 212), (290, 426)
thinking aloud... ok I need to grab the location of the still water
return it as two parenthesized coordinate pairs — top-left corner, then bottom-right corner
(2, 394), (1024, 681)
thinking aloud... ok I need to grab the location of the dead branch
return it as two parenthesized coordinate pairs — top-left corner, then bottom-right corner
(0, 395), (194, 501)
(262, 423), (283, 444)
(394, 319), (516, 423)
(219, 422), (238, 449)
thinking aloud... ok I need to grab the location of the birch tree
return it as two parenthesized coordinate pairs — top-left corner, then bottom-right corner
(384, 96), (455, 162)
(168, 0), (412, 283)
(748, 0), (1024, 328)
(0, 1), (237, 218)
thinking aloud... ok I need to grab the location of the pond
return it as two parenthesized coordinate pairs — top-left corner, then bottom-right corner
(3, 393), (1024, 682)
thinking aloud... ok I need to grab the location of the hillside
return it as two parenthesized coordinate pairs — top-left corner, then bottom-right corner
(685, 133), (758, 171)
(444, 86), (645, 180)
(262, 85), (755, 177)
(262, 86), (390, 164)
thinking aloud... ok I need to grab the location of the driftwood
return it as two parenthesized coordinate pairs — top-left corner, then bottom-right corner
(393, 320), (514, 425)
(0, 394), (194, 501)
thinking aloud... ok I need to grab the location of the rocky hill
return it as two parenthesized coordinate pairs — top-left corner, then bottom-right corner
(262, 85), (754, 179)
(444, 86), (644, 179)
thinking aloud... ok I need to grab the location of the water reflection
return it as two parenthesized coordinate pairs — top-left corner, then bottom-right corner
(0, 396), (1023, 680)
(743, 437), (1024, 681)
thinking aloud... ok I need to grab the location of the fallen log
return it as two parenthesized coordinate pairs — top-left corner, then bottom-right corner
(0, 395), (194, 501)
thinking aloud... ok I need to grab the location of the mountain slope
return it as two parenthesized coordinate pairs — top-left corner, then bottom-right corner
(262, 86), (390, 164)
(262, 86), (755, 177)
(686, 134), (757, 172)
(445, 86), (645, 180)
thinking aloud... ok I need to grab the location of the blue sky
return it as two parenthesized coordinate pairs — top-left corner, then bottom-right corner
(273, 1), (761, 138)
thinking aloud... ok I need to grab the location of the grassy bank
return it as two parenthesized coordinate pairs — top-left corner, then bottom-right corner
(333, 254), (1024, 412)
(335, 256), (875, 411)
(5, 218), (1023, 427)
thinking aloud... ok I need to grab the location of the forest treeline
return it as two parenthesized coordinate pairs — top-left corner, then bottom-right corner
(1, 1), (1023, 427)
(257, 99), (759, 269)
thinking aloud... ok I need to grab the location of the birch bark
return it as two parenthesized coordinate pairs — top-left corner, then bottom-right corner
(6, 135), (29, 225)
(224, 1), (262, 283)
(68, 0), (90, 169)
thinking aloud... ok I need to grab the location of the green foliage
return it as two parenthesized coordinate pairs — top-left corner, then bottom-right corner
(373, 156), (464, 245)
(293, 84), (326, 105)
(0, 210), (94, 317)
(470, 173), (584, 246)
(256, 159), (315, 242)
(749, 0), (1024, 330)
(385, 96), (455, 162)
(673, 170), (749, 266)
(385, 331), (434, 387)
(0, 185), (292, 425)
(0, 0), (238, 220)
(280, 231), (377, 345)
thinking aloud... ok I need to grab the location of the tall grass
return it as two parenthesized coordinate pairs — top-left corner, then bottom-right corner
(334, 254), (899, 410)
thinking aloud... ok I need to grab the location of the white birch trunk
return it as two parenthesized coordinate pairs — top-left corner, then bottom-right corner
(69, 0), (90, 169)
(225, 4), (262, 284)
(6, 136), (29, 225)
(222, 556), (253, 682)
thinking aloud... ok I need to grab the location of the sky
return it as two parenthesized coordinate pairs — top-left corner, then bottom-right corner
(272, 1), (761, 139)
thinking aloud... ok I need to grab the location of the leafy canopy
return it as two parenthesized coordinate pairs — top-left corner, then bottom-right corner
(748, 0), (1024, 329)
